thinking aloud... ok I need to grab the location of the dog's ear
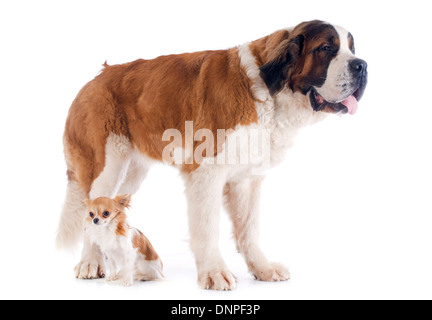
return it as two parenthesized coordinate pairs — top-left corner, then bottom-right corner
(84, 199), (92, 208)
(115, 194), (132, 208)
(260, 35), (304, 95)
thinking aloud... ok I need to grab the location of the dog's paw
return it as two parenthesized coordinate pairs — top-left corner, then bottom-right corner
(198, 269), (237, 291)
(122, 277), (133, 287)
(74, 260), (106, 279)
(123, 280), (133, 287)
(106, 274), (119, 282)
(251, 262), (290, 282)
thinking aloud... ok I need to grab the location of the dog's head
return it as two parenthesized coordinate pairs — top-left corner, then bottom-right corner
(85, 194), (131, 227)
(260, 20), (367, 115)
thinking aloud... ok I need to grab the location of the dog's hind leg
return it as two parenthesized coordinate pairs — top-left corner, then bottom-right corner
(75, 133), (133, 279)
(88, 133), (132, 199)
(117, 150), (151, 196)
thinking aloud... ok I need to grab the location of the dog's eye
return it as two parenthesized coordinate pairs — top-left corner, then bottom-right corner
(103, 211), (110, 217)
(320, 45), (332, 52)
(89, 212), (94, 218)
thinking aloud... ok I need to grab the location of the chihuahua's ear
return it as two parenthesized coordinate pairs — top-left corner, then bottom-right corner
(84, 199), (92, 207)
(115, 194), (132, 208)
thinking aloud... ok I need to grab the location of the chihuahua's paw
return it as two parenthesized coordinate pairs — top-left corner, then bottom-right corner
(198, 269), (237, 291)
(251, 262), (290, 282)
(74, 260), (106, 279)
(106, 274), (119, 282)
(122, 278), (133, 287)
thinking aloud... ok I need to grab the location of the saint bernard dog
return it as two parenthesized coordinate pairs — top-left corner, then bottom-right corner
(57, 20), (367, 290)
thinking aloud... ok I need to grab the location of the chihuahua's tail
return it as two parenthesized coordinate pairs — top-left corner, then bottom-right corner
(56, 179), (87, 250)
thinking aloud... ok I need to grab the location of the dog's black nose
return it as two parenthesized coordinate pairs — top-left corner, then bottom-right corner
(349, 58), (367, 75)
(93, 218), (99, 224)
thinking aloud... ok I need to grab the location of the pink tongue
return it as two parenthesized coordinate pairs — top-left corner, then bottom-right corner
(341, 95), (358, 115)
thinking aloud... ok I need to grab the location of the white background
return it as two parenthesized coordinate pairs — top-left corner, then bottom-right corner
(1, 0), (431, 300)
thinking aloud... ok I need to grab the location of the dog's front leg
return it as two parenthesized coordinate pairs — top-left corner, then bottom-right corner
(106, 256), (118, 281)
(183, 167), (237, 290)
(224, 177), (290, 282)
(74, 231), (106, 279)
(118, 253), (135, 287)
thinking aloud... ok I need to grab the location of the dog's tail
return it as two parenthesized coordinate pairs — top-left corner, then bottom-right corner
(56, 178), (87, 250)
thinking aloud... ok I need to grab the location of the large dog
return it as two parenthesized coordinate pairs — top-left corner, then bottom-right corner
(57, 20), (367, 290)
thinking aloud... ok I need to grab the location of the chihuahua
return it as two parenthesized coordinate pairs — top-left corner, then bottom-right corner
(84, 194), (163, 286)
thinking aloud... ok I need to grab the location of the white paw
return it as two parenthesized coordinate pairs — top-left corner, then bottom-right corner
(122, 278), (133, 287)
(251, 262), (290, 282)
(198, 269), (237, 291)
(74, 260), (106, 279)
(106, 274), (119, 282)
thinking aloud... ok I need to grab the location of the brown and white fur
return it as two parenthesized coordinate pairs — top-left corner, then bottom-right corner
(57, 20), (367, 290)
(83, 194), (163, 286)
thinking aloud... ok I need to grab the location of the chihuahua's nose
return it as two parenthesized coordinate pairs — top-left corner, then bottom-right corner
(93, 218), (99, 224)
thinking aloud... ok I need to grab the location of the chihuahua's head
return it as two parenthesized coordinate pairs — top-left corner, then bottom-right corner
(85, 194), (132, 228)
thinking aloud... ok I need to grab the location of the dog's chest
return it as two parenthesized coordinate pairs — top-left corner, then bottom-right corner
(234, 43), (325, 171)
(224, 94), (320, 172)
(88, 225), (130, 254)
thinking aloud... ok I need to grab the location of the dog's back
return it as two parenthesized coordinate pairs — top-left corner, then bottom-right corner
(131, 227), (163, 280)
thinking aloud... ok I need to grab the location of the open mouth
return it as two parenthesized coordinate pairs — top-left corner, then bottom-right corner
(310, 87), (362, 115)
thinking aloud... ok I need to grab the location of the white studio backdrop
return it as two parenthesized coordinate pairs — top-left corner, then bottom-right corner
(0, 0), (431, 299)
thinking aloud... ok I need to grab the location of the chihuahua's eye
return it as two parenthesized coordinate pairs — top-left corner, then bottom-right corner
(103, 211), (110, 217)
(89, 212), (94, 218)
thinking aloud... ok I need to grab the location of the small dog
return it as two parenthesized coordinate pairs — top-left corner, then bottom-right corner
(84, 194), (163, 286)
